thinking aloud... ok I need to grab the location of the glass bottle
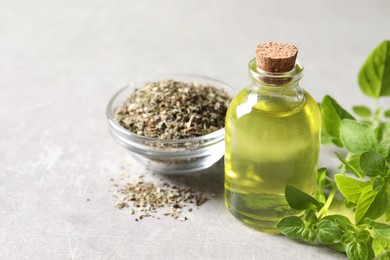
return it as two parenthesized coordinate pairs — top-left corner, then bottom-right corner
(224, 43), (321, 233)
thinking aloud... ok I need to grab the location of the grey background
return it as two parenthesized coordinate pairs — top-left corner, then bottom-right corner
(1, 0), (389, 259)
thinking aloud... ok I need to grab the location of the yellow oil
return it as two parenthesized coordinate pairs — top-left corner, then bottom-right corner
(224, 86), (321, 233)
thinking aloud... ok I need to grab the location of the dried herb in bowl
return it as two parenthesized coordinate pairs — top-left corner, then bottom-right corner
(115, 79), (231, 139)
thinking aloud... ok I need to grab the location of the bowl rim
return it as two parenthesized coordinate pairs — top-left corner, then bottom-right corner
(106, 73), (235, 144)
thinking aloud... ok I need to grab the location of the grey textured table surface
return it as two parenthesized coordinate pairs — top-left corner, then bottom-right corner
(1, 0), (389, 259)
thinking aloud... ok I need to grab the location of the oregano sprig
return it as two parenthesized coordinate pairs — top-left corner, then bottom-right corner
(277, 40), (390, 260)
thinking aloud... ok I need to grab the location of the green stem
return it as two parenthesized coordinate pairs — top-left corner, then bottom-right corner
(340, 152), (353, 175)
(318, 184), (337, 219)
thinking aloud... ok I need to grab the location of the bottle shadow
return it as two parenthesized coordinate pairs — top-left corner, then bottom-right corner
(160, 157), (225, 199)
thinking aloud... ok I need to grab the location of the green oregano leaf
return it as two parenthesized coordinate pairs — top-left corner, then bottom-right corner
(340, 119), (377, 154)
(321, 215), (353, 245)
(341, 231), (355, 244)
(346, 240), (369, 260)
(301, 228), (317, 243)
(317, 219), (344, 244)
(335, 152), (364, 178)
(360, 151), (387, 176)
(321, 96), (355, 147)
(277, 216), (305, 239)
(280, 218), (319, 244)
(358, 40), (390, 98)
(373, 177), (386, 192)
(285, 185), (324, 210)
(355, 185), (389, 224)
(365, 219), (390, 248)
(322, 214), (353, 225)
(371, 239), (383, 256)
(321, 214), (355, 235)
(353, 105), (372, 118)
(321, 127), (333, 145)
(335, 174), (368, 203)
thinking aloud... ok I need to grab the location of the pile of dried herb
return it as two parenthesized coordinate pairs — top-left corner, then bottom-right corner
(113, 175), (208, 221)
(115, 79), (231, 139)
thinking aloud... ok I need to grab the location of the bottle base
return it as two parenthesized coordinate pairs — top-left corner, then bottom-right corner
(227, 205), (281, 234)
(225, 191), (303, 234)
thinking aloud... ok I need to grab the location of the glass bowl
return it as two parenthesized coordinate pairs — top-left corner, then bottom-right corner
(106, 74), (235, 174)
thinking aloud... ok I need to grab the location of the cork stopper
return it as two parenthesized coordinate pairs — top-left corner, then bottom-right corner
(256, 42), (298, 73)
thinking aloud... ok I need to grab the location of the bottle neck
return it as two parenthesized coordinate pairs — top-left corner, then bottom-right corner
(249, 58), (303, 87)
(247, 58), (306, 113)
